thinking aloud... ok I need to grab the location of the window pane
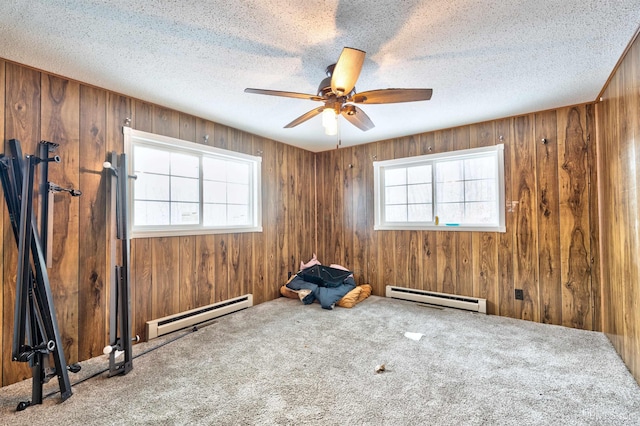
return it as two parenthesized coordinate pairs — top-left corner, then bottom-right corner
(171, 152), (199, 178)
(465, 179), (496, 202)
(436, 160), (463, 182)
(385, 168), (406, 185)
(438, 181), (464, 202)
(171, 202), (199, 224)
(204, 181), (226, 203)
(374, 144), (503, 231)
(407, 165), (431, 184)
(204, 203), (226, 226)
(407, 184), (431, 204)
(465, 156), (495, 180)
(438, 202), (464, 223)
(171, 176), (199, 202)
(465, 201), (496, 224)
(408, 204), (432, 222)
(135, 173), (170, 201)
(385, 185), (406, 204)
(386, 205), (407, 222)
(203, 157), (227, 181)
(227, 162), (250, 184)
(134, 146), (170, 174)
(227, 183), (249, 205)
(135, 201), (170, 226)
(228, 204), (249, 225)
(126, 128), (262, 235)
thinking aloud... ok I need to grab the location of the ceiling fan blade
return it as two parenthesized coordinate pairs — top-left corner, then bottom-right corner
(349, 88), (433, 104)
(284, 106), (325, 128)
(245, 88), (324, 102)
(340, 105), (374, 131)
(331, 47), (366, 96)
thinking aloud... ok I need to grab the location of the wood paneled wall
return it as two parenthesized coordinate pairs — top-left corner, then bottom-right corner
(0, 60), (315, 386)
(316, 106), (600, 330)
(2, 54), (626, 388)
(597, 32), (640, 384)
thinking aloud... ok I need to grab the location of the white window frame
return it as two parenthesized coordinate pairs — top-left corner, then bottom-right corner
(123, 127), (262, 238)
(373, 144), (505, 232)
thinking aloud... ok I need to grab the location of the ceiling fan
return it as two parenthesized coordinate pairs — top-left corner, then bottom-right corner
(244, 47), (433, 135)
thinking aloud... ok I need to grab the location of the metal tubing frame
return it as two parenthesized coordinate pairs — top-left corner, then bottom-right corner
(1, 140), (73, 407)
(106, 151), (133, 376)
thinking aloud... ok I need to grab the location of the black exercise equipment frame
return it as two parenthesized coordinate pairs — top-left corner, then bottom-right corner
(102, 151), (135, 376)
(0, 139), (82, 411)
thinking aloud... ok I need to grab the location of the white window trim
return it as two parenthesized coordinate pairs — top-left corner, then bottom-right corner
(123, 126), (262, 238)
(373, 144), (505, 232)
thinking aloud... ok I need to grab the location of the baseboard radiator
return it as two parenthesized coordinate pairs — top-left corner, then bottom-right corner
(146, 294), (253, 340)
(386, 286), (486, 314)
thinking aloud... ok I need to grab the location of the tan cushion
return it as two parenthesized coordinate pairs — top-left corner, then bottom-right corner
(280, 282), (373, 308)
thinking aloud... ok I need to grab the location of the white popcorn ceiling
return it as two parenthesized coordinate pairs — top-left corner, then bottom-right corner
(0, 0), (638, 152)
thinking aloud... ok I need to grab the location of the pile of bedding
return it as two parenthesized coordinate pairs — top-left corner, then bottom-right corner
(280, 255), (372, 309)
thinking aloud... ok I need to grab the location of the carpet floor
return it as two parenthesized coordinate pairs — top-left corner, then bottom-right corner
(1, 296), (639, 425)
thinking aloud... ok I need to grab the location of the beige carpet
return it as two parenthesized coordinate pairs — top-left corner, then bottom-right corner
(1, 295), (639, 425)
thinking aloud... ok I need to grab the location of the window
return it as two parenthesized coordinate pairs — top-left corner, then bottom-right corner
(374, 144), (505, 232)
(124, 127), (262, 237)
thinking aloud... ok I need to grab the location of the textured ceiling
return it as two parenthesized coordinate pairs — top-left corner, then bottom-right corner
(1, 1), (639, 152)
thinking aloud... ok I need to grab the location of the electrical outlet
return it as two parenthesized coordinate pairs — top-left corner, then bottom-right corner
(515, 289), (524, 300)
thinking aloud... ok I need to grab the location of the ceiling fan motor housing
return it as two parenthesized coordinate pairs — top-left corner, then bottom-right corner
(245, 47), (432, 133)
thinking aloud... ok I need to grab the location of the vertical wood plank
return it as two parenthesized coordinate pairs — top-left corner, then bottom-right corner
(392, 138), (410, 287)
(404, 135), (422, 290)
(152, 106), (180, 139)
(130, 100), (153, 339)
(132, 238), (152, 339)
(41, 74), (80, 362)
(287, 144), (299, 277)
(261, 139), (277, 302)
(558, 106), (592, 329)
(364, 142), (378, 290)
(496, 118), (516, 318)
(195, 234), (216, 305)
(512, 115), (539, 322)
(179, 236), (197, 311)
(434, 129), (456, 294)
(252, 136), (266, 303)
(585, 104), (600, 331)
(352, 145), (367, 283)
(331, 149), (344, 265)
(151, 237), (180, 318)
(314, 151), (326, 260)
(179, 113), (196, 143)
(195, 119), (218, 305)
(275, 142), (288, 294)
(342, 148), (354, 272)
(453, 126), (472, 296)
(535, 109), (562, 325)
(239, 130), (254, 297)
(419, 132), (437, 291)
(150, 106), (180, 317)
(3, 63), (40, 385)
(177, 112), (198, 308)
(133, 100), (153, 132)
(78, 85), (107, 360)
(470, 121), (498, 314)
(301, 149), (315, 262)
(376, 140), (395, 294)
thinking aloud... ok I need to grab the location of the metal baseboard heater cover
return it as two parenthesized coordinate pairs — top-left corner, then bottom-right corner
(386, 286), (486, 314)
(146, 294), (253, 339)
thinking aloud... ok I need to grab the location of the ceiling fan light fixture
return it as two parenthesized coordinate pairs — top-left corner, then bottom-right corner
(322, 108), (338, 135)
